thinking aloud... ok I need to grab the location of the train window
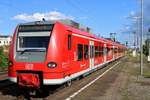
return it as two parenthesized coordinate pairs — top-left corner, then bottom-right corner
(99, 46), (103, 56)
(95, 46), (99, 57)
(104, 47), (107, 55)
(90, 45), (94, 58)
(84, 45), (89, 59)
(77, 44), (83, 61)
(68, 35), (71, 50)
(111, 48), (114, 54)
(107, 48), (111, 54)
(114, 48), (118, 53)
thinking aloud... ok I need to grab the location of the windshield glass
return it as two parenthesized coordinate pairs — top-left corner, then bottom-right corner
(17, 24), (53, 51)
(15, 24), (53, 62)
(18, 36), (49, 51)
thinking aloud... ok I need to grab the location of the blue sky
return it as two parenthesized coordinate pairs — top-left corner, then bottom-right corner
(0, 0), (139, 45)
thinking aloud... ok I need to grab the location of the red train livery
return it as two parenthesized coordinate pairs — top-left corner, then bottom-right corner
(8, 20), (126, 89)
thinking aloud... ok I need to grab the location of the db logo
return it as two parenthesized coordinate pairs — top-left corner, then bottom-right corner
(25, 64), (33, 70)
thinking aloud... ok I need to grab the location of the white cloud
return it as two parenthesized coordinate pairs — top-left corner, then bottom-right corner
(13, 11), (74, 21)
(119, 25), (132, 34)
(126, 11), (140, 22)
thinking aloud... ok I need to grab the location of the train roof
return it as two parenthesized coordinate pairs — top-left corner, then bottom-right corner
(19, 20), (55, 26)
(19, 19), (78, 27)
(19, 19), (126, 48)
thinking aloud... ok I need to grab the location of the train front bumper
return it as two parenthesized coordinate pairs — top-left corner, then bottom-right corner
(8, 70), (69, 85)
(17, 73), (40, 88)
(9, 76), (70, 85)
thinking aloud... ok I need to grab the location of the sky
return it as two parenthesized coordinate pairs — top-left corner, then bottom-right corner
(0, 0), (139, 46)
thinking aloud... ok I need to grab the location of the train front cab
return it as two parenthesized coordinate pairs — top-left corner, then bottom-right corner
(8, 22), (72, 88)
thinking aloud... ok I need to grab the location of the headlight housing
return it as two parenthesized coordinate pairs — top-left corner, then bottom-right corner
(47, 62), (57, 68)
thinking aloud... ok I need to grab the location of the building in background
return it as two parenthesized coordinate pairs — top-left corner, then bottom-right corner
(0, 35), (12, 46)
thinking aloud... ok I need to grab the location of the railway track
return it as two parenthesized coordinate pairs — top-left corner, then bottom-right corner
(0, 70), (8, 75)
(0, 79), (14, 89)
(0, 70), (14, 89)
(0, 70), (8, 82)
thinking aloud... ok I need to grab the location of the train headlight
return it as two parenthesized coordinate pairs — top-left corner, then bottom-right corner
(8, 61), (13, 67)
(47, 62), (57, 68)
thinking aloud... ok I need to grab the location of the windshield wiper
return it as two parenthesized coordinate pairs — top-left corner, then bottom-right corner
(20, 48), (46, 54)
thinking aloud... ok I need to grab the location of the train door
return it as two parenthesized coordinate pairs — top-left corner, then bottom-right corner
(89, 41), (94, 69)
(113, 45), (115, 60)
(104, 43), (107, 63)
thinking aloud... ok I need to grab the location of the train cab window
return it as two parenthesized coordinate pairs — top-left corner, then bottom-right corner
(68, 35), (71, 50)
(84, 45), (89, 59)
(77, 44), (83, 61)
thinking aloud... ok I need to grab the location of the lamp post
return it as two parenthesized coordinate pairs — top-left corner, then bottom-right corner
(140, 0), (144, 76)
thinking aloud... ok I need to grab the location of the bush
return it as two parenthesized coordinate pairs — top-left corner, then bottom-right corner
(143, 45), (148, 56)
(143, 39), (149, 56)
(0, 47), (8, 70)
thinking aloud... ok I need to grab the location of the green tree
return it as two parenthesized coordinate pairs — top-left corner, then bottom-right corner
(143, 39), (149, 56)
(0, 47), (8, 70)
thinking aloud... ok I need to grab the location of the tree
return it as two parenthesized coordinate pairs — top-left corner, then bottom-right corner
(0, 47), (8, 70)
(143, 39), (149, 56)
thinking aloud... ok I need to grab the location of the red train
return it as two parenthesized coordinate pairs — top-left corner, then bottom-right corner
(8, 20), (126, 89)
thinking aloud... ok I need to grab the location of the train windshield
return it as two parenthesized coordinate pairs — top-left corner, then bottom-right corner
(15, 24), (53, 62)
(18, 36), (49, 51)
(17, 25), (53, 52)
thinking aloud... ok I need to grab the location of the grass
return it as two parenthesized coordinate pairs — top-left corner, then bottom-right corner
(127, 54), (140, 63)
(120, 53), (150, 100)
(126, 53), (150, 77)
(122, 94), (130, 100)
(143, 71), (150, 78)
(121, 79), (130, 100)
(120, 54), (140, 100)
(135, 81), (150, 86)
